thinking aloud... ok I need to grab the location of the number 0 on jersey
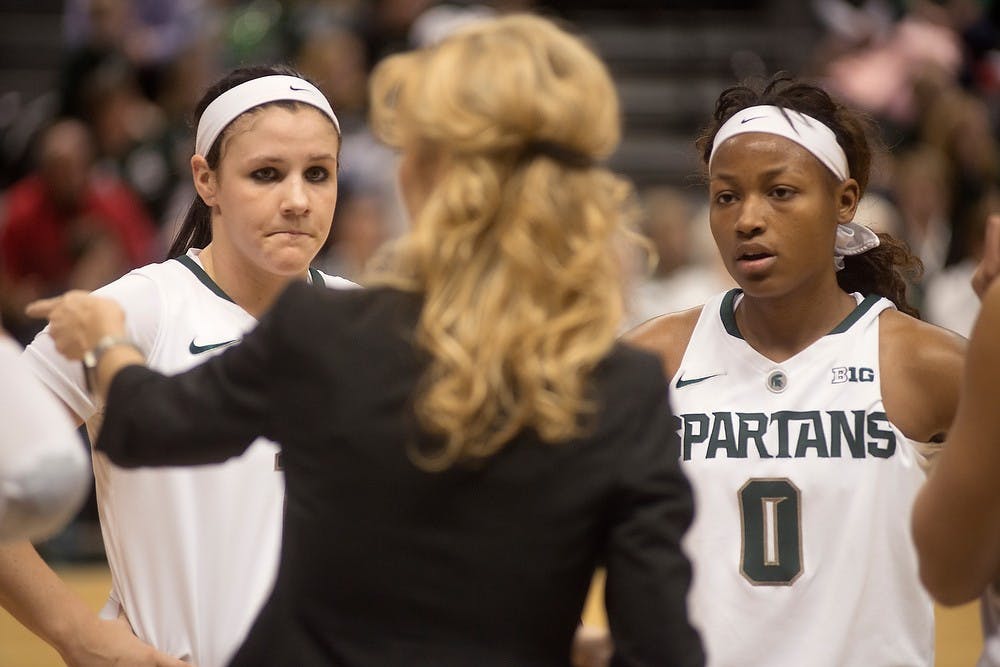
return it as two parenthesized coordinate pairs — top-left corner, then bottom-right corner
(739, 478), (803, 585)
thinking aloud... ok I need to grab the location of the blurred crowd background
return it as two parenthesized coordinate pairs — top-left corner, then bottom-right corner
(0, 0), (997, 561)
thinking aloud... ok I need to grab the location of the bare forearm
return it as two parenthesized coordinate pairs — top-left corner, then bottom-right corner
(0, 541), (101, 657)
(913, 460), (1000, 605)
(914, 279), (1000, 604)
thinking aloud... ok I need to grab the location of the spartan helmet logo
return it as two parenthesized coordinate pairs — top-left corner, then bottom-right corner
(766, 369), (788, 393)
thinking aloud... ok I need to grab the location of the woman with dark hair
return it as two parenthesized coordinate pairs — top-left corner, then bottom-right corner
(627, 75), (965, 666)
(0, 64), (352, 666)
(29, 14), (703, 667)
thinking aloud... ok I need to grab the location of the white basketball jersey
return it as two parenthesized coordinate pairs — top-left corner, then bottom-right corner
(671, 289), (933, 667)
(24, 249), (354, 667)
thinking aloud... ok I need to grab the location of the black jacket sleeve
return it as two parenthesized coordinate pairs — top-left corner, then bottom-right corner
(605, 361), (705, 667)
(95, 287), (289, 468)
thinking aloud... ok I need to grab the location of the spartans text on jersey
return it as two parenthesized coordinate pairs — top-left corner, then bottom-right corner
(675, 410), (896, 461)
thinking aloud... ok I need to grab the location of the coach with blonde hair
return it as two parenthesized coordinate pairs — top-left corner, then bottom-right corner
(30, 14), (704, 666)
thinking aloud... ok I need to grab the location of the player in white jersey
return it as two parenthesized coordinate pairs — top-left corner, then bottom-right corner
(0, 65), (351, 666)
(628, 76), (965, 666)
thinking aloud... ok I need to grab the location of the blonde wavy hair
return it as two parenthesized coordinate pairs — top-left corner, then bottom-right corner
(367, 13), (639, 470)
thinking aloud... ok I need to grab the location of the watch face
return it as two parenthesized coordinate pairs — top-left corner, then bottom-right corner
(83, 350), (98, 370)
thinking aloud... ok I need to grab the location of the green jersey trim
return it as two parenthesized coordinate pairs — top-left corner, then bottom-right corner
(720, 289), (742, 338)
(174, 255), (235, 304)
(720, 288), (883, 340)
(828, 294), (882, 334)
(174, 256), (327, 302)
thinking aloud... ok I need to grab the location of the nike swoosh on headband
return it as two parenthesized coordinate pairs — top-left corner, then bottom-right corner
(676, 372), (725, 388)
(710, 105), (849, 181)
(195, 75), (340, 156)
(189, 339), (240, 355)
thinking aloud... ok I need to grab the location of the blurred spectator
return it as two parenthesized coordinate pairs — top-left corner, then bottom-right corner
(855, 190), (905, 237)
(912, 61), (999, 266)
(293, 14), (370, 131)
(892, 145), (953, 277)
(930, 0), (1000, 95)
(0, 119), (155, 344)
(55, 1), (206, 232)
(316, 185), (391, 283)
(626, 187), (732, 327)
(216, 0), (288, 70)
(149, 42), (214, 236)
(408, 3), (497, 46)
(813, 0), (1000, 309)
(924, 189), (1000, 336)
(923, 242), (980, 337)
(63, 0), (205, 103)
(811, 0), (896, 50)
(79, 60), (180, 227)
(59, 0), (135, 120)
(820, 7), (962, 128)
(367, 0), (439, 60)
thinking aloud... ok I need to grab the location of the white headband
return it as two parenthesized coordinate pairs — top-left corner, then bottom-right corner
(195, 75), (340, 156)
(709, 105), (849, 181)
(710, 105), (879, 269)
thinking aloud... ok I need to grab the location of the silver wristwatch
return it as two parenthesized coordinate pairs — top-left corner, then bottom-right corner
(82, 335), (139, 393)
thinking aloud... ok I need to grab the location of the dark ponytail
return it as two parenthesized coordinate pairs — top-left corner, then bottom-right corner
(837, 234), (923, 318)
(166, 64), (322, 259)
(167, 197), (214, 259)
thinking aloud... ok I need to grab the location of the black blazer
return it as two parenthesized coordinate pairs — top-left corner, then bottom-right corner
(97, 283), (704, 667)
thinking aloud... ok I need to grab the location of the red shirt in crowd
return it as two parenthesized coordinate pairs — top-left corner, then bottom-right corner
(1, 173), (156, 289)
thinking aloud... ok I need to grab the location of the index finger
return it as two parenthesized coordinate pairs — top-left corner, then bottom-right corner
(24, 296), (63, 319)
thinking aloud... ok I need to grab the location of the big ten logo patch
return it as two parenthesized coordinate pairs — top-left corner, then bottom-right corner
(831, 367), (875, 384)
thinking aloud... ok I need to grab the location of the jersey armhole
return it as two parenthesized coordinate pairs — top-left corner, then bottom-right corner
(664, 307), (706, 383)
